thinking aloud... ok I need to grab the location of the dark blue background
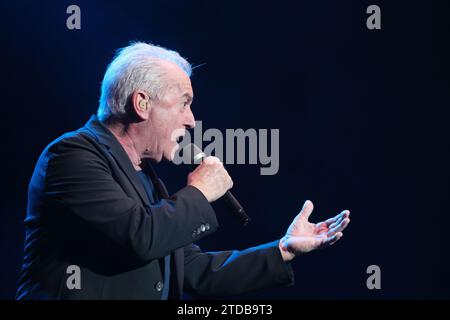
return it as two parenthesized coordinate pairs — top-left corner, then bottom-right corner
(1, 0), (449, 299)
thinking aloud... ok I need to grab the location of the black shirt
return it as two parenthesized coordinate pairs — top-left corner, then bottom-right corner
(136, 170), (171, 300)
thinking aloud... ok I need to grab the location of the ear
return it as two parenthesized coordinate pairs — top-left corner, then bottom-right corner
(131, 90), (150, 121)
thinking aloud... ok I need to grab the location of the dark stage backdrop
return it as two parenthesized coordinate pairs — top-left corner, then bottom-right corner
(1, 0), (449, 299)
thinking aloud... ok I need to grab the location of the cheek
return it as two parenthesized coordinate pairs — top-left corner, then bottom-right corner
(165, 114), (183, 138)
(161, 124), (178, 147)
(152, 107), (183, 146)
(152, 112), (172, 137)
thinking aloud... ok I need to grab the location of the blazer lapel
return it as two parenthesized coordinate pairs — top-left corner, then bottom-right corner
(83, 116), (150, 207)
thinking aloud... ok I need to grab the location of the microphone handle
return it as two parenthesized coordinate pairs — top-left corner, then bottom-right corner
(222, 190), (251, 226)
(188, 145), (251, 226)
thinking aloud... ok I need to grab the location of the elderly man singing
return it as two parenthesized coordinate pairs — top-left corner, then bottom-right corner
(16, 42), (350, 299)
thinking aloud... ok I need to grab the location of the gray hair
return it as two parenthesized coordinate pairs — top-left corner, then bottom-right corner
(97, 42), (192, 122)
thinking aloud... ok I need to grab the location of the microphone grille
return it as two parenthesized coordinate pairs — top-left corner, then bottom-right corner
(183, 143), (205, 164)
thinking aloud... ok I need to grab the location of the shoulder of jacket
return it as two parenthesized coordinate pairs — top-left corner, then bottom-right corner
(44, 127), (104, 158)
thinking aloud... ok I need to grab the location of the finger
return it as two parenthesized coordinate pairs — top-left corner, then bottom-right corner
(323, 232), (343, 247)
(317, 210), (348, 230)
(322, 212), (343, 227)
(327, 218), (350, 237)
(228, 177), (234, 189)
(299, 200), (314, 221)
(328, 216), (343, 230)
(327, 210), (350, 228)
(329, 218), (350, 236)
(315, 222), (327, 231)
(329, 214), (346, 229)
(203, 156), (222, 165)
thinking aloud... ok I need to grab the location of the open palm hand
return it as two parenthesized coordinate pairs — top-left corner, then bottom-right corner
(279, 200), (350, 261)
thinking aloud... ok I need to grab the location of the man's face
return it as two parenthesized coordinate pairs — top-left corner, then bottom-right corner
(142, 61), (195, 162)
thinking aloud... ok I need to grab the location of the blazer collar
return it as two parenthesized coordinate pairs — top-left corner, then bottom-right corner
(84, 115), (151, 206)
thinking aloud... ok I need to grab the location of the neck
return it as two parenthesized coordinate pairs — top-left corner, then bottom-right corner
(106, 121), (143, 170)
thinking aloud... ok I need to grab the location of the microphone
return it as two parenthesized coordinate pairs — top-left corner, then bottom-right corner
(184, 143), (251, 226)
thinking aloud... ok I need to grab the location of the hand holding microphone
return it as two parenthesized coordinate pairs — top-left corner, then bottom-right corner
(187, 156), (233, 202)
(185, 143), (251, 226)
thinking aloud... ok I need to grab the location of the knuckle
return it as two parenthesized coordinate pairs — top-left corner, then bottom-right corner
(212, 156), (224, 165)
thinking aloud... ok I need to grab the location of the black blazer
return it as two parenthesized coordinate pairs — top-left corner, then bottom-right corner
(16, 115), (294, 299)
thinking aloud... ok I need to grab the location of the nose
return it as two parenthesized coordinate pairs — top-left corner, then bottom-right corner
(184, 108), (196, 129)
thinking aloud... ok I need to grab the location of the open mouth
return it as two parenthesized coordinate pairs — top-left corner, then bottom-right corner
(176, 134), (185, 143)
(172, 129), (186, 145)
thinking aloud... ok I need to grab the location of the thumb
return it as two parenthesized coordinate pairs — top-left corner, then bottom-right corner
(300, 200), (314, 221)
